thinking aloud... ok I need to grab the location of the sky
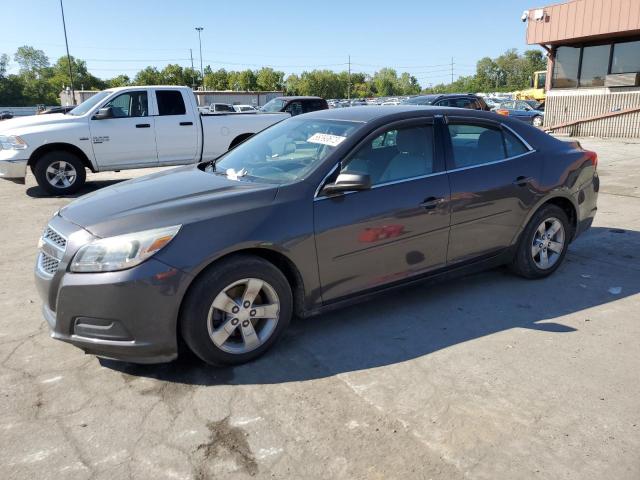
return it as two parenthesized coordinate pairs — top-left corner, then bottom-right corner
(1, 0), (542, 87)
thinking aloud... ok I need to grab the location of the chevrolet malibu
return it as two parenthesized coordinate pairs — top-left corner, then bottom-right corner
(35, 106), (599, 366)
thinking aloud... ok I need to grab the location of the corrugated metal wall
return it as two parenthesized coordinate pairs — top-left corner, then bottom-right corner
(545, 90), (640, 136)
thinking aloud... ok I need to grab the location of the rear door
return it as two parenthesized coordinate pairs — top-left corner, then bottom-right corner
(314, 119), (451, 301)
(89, 90), (158, 169)
(443, 117), (541, 263)
(153, 89), (199, 165)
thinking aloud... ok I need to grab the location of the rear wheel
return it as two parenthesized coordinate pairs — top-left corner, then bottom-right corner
(511, 204), (570, 279)
(33, 151), (86, 195)
(180, 255), (292, 365)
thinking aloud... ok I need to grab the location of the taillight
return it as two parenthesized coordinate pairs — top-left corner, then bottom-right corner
(496, 109), (509, 116)
(585, 150), (598, 169)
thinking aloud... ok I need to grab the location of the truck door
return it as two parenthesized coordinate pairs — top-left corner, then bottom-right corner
(153, 89), (199, 165)
(89, 90), (158, 169)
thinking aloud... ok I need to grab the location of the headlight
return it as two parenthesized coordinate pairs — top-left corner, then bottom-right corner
(0, 135), (28, 150)
(70, 225), (181, 273)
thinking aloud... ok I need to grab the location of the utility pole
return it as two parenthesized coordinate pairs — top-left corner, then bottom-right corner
(347, 55), (351, 100)
(59, 0), (75, 105)
(195, 27), (204, 88)
(189, 49), (196, 89)
(450, 57), (454, 84)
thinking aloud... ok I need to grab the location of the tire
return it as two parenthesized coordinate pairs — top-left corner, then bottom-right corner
(510, 204), (571, 279)
(532, 115), (544, 127)
(180, 255), (293, 366)
(33, 151), (86, 196)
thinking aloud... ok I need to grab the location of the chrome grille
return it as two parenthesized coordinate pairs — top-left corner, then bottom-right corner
(39, 252), (60, 275)
(43, 227), (67, 249)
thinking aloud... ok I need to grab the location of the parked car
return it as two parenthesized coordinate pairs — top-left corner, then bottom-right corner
(39, 105), (76, 115)
(209, 103), (235, 113)
(402, 94), (490, 110)
(484, 97), (507, 110)
(233, 104), (258, 113)
(260, 96), (328, 116)
(496, 100), (545, 127)
(0, 86), (289, 194)
(35, 106), (599, 366)
(0, 110), (14, 120)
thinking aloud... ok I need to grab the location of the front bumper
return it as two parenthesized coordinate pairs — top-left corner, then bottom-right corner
(35, 215), (191, 364)
(0, 158), (28, 180)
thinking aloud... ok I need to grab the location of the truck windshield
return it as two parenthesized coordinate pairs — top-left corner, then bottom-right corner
(209, 118), (360, 183)
(67, 91), (112, 116)
(260, 98), (286, 112)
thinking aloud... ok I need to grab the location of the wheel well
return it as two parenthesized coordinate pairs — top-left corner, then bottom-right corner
(177, 248), (306, 340)
(28, 143), (95, 173)
(543, 197), (577, 239)
(228, 133), (254, 149)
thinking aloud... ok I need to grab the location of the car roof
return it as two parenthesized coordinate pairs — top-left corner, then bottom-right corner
(273, 96), (325, 101)
(301, 105), (494, 123)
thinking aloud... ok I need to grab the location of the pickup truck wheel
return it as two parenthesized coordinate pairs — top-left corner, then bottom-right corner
(33, 151), (86, 195)
(180, 255), (293, 366)
(532, 115), (544, 127)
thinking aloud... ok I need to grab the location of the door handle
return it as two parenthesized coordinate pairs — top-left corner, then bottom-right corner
(420, 197), (444, 209)
(135, 123), (150, 128)
(512, 176), (533, 186)
(180, 121), (193, 126)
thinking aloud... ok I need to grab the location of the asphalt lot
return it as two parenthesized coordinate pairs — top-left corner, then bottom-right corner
(1, 137), (639, 480)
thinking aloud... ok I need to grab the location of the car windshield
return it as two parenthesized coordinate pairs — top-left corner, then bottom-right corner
(208, 118), (361, 183)
(401, 95), (437, 105)
(260, 98), (286, 112)
(67, 91), (112, 116)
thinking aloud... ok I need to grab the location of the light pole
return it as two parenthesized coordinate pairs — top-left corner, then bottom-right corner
(59, 0), (75, 104)
(195, 27), (204, 88)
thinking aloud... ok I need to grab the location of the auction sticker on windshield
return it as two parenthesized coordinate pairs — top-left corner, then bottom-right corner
(307, 133), (347, 147)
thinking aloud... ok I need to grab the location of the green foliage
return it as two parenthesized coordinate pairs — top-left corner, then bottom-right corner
(424, 49), (547, 94)
(0, 45), (547, 107)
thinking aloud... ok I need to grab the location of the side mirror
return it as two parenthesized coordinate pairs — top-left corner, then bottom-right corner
(93, 107), (113, 120)
(322, 172), (371, 195)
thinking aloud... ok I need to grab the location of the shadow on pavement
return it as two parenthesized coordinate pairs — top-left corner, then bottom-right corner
(26, 179), (129, 198)
(102, 226), (640, 386)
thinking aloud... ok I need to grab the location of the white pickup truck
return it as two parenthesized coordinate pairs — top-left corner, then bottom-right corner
(0, 86), (289, 194)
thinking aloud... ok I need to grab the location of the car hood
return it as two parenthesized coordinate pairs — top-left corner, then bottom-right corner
(59, 165), (279, 238)
(0, 113), (71, 133)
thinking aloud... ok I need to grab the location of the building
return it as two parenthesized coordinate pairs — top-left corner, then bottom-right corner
(526, 0), (640, 137)
(60, 89), (284, 108)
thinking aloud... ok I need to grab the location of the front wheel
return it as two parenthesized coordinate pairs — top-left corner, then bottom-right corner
(511, 204), (570, 279)
(180, 255), (292, 366)
(33, 151), (86, 195)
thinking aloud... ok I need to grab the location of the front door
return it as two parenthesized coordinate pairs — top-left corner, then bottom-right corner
(443, 117), (542, 263)
(89, 90), (158, 169)
(314, 121), (451, 302)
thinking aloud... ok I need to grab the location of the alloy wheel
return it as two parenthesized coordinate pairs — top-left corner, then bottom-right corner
(45, 160), (77, 189)
(531, 217), (565, 269)
(207, 278), (280, 354)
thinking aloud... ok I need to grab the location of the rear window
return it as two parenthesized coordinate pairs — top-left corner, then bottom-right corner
(156, 90), (186, 116)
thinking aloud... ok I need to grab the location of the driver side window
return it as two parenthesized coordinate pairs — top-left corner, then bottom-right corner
(104, 91), (148, 118)
(343, 125), (434, 186)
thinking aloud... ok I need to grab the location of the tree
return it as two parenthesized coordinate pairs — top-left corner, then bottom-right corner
(49, 56), (105, 92)
(372, 68), (399, 96)
(14, 46), (49, 76)
(0, 54), (9, 77)
(107, 74), (131, 88)
(204, 68), (229, 90)
(134, 66), (163, 85)
(256, 67), (284, 91)
(397, 72), (420, 95)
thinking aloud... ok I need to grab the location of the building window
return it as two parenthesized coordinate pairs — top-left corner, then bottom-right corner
(579, 44), (610, 87)
(611, 40), (640, 74)
(552, 46), (580, 88)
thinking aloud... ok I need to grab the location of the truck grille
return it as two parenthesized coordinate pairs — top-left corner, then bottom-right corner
(37, 225), (67, 276)
(39, 252), (60, 275)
